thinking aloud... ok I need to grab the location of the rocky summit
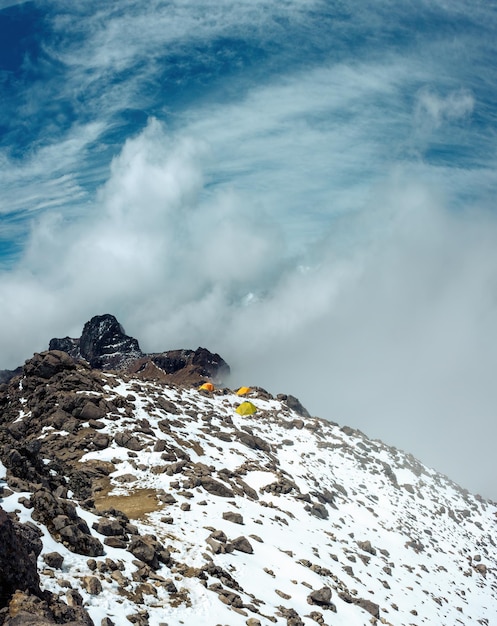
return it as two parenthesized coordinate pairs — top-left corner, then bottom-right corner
(0, 319), (496, 626)
(48, 314), (230, 385)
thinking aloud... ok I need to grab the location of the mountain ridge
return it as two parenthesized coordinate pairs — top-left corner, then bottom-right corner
(0, 317), (496, 625)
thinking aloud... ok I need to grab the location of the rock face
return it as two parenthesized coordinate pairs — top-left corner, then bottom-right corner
(145, 347), (230, 385)
(50, 314), (142, 370)
(49, 314), (230, 384)
(0, 507), (42, 607)
(0, 508), (93, 626)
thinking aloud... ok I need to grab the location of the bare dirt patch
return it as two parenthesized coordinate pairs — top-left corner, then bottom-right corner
(94, 488), (164, 519)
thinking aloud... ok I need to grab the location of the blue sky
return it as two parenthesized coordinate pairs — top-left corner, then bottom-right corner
(1, 0), (497, 497)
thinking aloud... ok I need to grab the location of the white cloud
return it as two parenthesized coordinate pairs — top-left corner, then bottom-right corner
(0, 0), (28, 9)
(225, 176), (497, 499)
(415, 87), (475, 129)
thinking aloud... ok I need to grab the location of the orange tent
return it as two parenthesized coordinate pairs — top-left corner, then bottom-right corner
(199, 382), (215, 392)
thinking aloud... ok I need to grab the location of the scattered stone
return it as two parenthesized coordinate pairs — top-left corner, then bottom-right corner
(43, 552), (64, 569)
(307, 587), (335, 610)
(222, 511), (244, 524)
(230, 536), (254, 554)
(200, 477), (235, 498)
(128, 536), (169, 570)
(114, 431), (143, 451)
(104, 537), (128, 549)
(357, 540), (376, 555)
(92, 518), (126, 537)
(83, 575), (102, 595)
(305, 502), (329, 520)
(126, 609), (150, 626)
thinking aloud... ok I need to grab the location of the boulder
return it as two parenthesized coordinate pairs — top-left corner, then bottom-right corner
(307, 587), (335, 610)
(230, 536), (254, 554)
(23, 351), (76, 381)
(200, 477), (234, 498)
(43, 552), (64, 569)
(0, 508), (42, 608)
(128, 536), (170, 571)
(222, 511), (244, 525)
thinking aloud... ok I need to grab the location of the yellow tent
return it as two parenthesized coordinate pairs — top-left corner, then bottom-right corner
(236, 386), (251, 396)
(199, 382), (215, 392)
(235, 401), (257, 416)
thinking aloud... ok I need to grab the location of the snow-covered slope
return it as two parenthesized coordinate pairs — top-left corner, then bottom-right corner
(1, 351), (496, 626)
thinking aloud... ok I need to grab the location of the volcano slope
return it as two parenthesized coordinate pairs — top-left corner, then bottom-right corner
(0, 349), (496, 626)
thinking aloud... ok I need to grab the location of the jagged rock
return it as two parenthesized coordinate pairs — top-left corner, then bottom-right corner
(308, 612), (325, 624)
(206, 530), (234, 554)
(48, 314), (230, 385)
(78, 402), (106, 421)
(276, 606), (304, 625)
(145, 346), (230, 385)
(206, 536), (227, 554)
(277, 394), (311, 418)
(104, 537), (128, 549)
(50, 314), (142, 370)
(474, 563), (487, 577)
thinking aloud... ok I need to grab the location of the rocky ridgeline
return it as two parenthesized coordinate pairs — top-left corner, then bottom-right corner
(0, 319), (496, 625)
(0, 314), (229, 386)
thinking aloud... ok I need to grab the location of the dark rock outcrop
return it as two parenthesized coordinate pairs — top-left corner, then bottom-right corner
(23, 350), (76, 381)
(50, 314), (142, 370)
(277, 394), (311, 418)
(134, 347), (230, 385)
(0, 507), (42, 608)
(48, 314), (230, 384)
